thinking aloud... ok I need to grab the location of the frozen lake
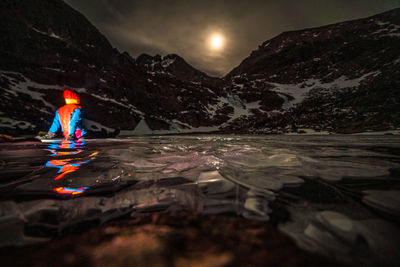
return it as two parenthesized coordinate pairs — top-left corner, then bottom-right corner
(0, 135), (399, 265)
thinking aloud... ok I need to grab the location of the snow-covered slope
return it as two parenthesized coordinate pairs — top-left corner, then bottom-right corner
(223, 8), (400, 134)
(0, 0), (399, 136)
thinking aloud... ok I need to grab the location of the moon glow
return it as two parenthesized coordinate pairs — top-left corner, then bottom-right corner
(210, 34), (224, 50)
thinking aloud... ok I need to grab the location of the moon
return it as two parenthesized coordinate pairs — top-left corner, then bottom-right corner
(210, 34), (224, 50)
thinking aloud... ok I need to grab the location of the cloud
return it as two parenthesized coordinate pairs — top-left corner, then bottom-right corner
(65, 0), (400, 77)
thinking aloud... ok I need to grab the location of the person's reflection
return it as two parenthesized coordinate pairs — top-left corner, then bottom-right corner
(44, 140), (98, 195)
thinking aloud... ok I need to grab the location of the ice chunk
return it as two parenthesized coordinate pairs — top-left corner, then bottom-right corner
(363, 190), (400, 218)
(124, 159), (166, 169)
(302, 211), (367, 262)
(224, 153), (302, 168)
(243, 190), (272, 221)
(315, 211), (356, 242)
(197, 171), (235, 195)
(316, 161), (391, 181)
(219, 167), (283, 191)
(167, 162), (196, 172)
(198, 170), (224, 183)
(0, 134), (399, 256)
(0, 201), (51, 246)
(274, 175), (304, 187)
(320, 211), (353, 231)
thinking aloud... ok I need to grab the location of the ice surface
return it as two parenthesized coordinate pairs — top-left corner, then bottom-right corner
(363, 190), (400, 218)
(281, 207), (400, 266)
(0, 135), (399, 266)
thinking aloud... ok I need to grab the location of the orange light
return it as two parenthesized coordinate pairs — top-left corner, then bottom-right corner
(46, 158), (75, 167)
(65, 98), (79, 104)
(54, 167), (79, 180)
(89, 151), (99, 157)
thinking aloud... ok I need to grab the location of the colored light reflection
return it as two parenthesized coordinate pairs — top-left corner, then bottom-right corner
(45, 157), (95, 180)
(54, 187), (88, 195)
(44, 140), (99, 196)
(112, 175), (121, 182)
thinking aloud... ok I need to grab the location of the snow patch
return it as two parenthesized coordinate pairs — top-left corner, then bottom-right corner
(30, 27), (64, 41)
(268, 71), (379, 109)
(206, 95), (262, 122)
(132, 119), (153, 135)
(0, 70), (89, 110)
(285, 129), (331, 135)
(372, 21), (400, 38)
(0, 71), (57, 109)
(89, 92), (144, 116)
(161, 58), (175, 68)
(49, 32), (63, 40)
(119, 119), (222, 136)
(43, 68), (65, 73)
(0, 117), (35, 130)
(83, 119), (114, 133)
(277, 93), (291, 110)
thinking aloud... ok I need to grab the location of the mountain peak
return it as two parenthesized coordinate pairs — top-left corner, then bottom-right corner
(135, 52), (218, 83)
(163, 54), (182, 61)
(227, 7), (400, 82)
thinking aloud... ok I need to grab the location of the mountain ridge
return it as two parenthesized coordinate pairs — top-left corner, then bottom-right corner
(222, 7), (400, 133)
(0, 0), (399, 136)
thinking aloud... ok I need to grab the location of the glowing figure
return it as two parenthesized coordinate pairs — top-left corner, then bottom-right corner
(46, 90), (87, 140)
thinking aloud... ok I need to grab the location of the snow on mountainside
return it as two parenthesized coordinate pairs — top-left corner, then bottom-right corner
(0, 0), (399, 136)
(223, 8), (400, 134)
(0, 0), (231, 136)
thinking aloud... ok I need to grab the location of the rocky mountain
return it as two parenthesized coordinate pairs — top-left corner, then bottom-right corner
(0, 0), (232, 136)
(0, 0), (399, 136)
(223, 8), (400, 133)
(135, 53), (222, 85)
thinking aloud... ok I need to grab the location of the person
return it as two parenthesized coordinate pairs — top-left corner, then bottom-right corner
(43, 90), (87, 140)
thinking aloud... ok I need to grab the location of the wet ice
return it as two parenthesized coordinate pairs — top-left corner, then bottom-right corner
(0, 135), (399, 266)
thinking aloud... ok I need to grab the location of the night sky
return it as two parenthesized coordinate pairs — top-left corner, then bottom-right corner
(64, 0), (400, 77)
